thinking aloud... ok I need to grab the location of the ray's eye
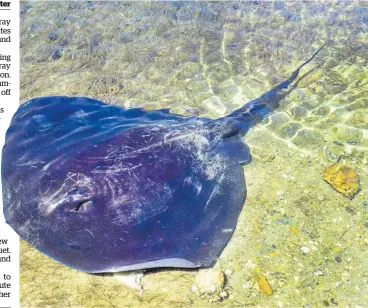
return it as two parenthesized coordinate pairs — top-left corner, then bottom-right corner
(75, 200), (93, 212)
(66, 200), (93, 213)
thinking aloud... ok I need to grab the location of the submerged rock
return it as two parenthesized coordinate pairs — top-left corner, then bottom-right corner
(258, 274), (273, 296)
(113, 271), (144, 291)
(191, 269), (227, 302)
(323, 163), (360, 199)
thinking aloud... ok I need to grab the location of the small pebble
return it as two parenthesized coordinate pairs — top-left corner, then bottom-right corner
(300, 246), (311, 253)
(224, 268), (233, 276)
(48, 32), (58, 41)
(335, 256), (342, 263)
(314, 269), (323, 276)
(51, 49), (62, 60)
(192, 269), (225, 295)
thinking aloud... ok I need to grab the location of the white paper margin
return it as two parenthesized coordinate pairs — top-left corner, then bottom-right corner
(0, 1), (20, 307)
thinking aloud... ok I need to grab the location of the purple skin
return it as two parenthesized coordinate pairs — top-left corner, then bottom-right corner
(2, 46), (324, 273)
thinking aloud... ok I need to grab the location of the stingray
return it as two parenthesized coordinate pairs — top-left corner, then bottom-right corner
(2, 46), (324, 273)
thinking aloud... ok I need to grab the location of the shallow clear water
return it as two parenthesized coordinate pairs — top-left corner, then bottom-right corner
(20, 1), (367, 307)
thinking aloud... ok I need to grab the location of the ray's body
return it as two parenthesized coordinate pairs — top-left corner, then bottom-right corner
(2, 46), (324, 272)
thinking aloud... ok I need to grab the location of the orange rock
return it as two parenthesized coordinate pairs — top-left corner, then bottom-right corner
(289, 225), (299, 233)
(258, 274), (273, 295)
(323, 164), (360, 199)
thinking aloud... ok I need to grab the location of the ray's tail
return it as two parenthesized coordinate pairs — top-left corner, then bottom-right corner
(226, 44), (326, 132)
